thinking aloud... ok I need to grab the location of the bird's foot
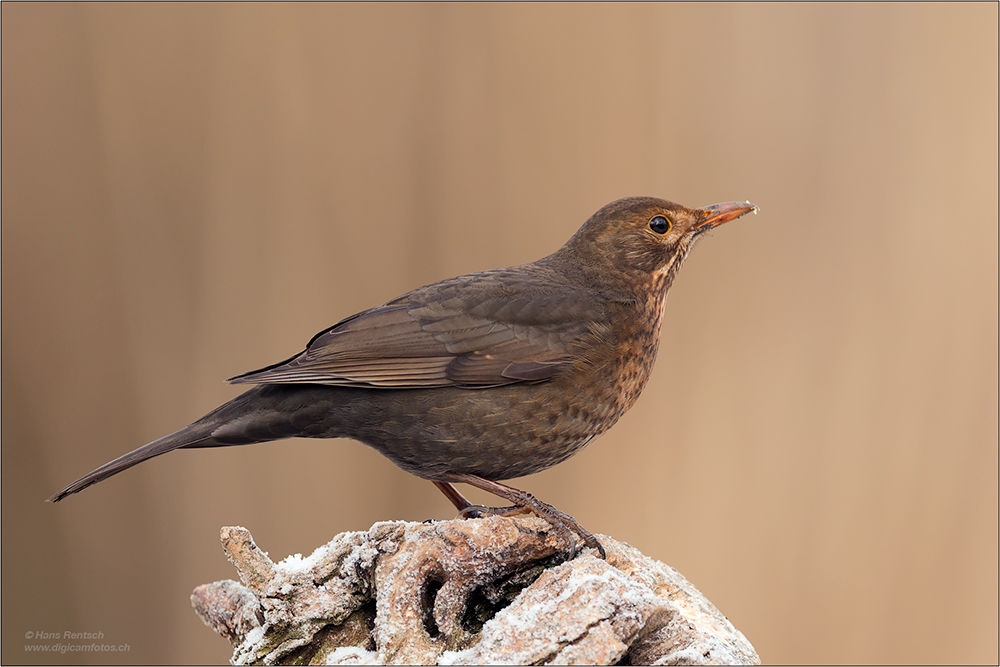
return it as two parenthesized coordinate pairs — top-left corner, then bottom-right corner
(436, 476), (606, 560)
(509, 495), (605, 560)
(456, 503), (530, 519)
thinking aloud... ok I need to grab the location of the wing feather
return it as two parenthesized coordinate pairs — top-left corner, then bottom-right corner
(228, 271), (607, 389)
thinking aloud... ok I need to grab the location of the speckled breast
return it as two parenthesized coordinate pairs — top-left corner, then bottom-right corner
(343, 278), (671, 483)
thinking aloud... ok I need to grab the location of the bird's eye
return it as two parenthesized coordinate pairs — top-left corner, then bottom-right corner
(649, 215), (671, 235)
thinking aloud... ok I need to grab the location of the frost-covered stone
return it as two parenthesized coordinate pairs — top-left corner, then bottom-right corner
(191, 519), (759, 665)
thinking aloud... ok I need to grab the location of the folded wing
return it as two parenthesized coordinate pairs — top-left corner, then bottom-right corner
(228, 272), (606, 389)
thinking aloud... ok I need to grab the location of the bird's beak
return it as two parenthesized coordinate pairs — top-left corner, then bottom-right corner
(694, 201), (759, 231)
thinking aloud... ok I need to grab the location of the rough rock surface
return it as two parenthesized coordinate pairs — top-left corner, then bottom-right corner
(191, 518), (759, 665)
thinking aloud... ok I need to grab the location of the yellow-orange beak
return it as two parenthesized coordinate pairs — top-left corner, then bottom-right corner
(694, 201), (759, 232)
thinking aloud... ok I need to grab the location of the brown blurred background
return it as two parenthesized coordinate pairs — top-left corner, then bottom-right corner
(2, 3), (997, 665)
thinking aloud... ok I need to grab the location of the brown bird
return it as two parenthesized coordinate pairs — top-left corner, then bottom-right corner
(48, 196), (757, 558)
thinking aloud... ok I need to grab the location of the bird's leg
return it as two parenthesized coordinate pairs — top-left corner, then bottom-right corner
(444, 472), (606, 560)
(433, 481), (476, 513)
(432, 480), (524, 520)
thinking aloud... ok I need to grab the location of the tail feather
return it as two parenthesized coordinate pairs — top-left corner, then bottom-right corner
(46, 384), (351, 503)
(46, 424), (215, 503)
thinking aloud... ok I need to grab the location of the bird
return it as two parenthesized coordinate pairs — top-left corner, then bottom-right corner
(48, 196), (757, 558)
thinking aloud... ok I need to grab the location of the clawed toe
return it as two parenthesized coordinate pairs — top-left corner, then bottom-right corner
(457, 504), (529, 519)
(441, 474), (606, 560)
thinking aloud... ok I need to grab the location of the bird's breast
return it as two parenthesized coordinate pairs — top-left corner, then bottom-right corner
(561, 274), (668, 432)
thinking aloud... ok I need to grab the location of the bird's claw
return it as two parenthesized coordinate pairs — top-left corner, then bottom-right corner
(457, 503), (530, 519)
(455, 499), (604, 560)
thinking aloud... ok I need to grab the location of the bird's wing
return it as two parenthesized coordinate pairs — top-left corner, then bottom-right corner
(228, 272), (608, 389)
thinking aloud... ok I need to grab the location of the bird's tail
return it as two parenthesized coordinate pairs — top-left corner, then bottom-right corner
(46, 385), (289, 503)
(46, 420), (218, 503)
(47, 383), (361, 503)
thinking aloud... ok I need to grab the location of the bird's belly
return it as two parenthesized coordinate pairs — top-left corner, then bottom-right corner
(337, 377), (629, 482)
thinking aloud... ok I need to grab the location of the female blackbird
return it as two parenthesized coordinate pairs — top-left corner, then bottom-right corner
(48, 196), (757, 558)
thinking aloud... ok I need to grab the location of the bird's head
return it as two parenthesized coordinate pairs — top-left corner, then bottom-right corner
(554, 196), (758, 295)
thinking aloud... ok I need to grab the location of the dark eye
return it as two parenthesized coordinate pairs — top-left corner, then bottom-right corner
(649, 215), (671, 235)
